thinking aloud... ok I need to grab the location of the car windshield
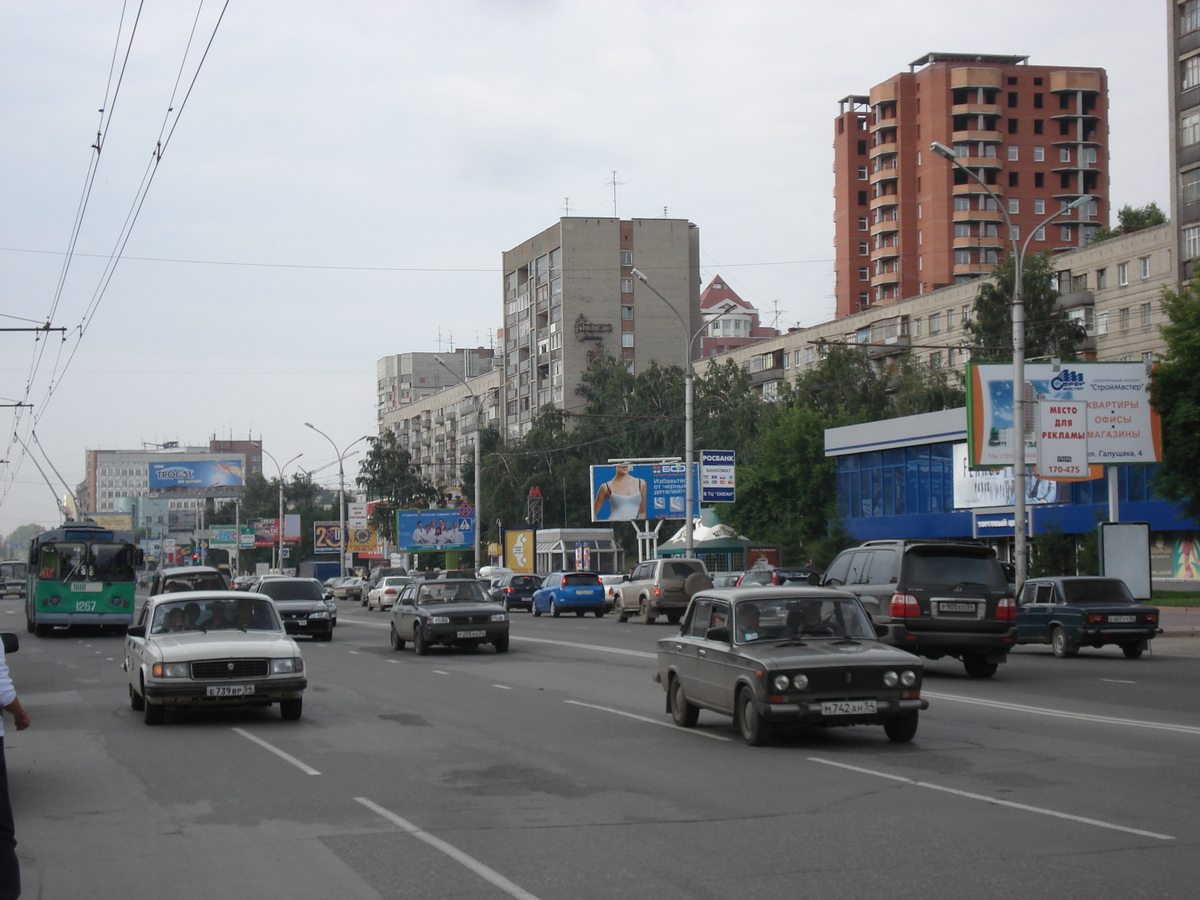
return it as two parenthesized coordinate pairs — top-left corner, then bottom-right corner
(734, 596), (874, 643)
(905, 551), (1007, 590)
(1061, 579), (1136, 604)
(150, 597), (280, 633)
(740, 570), (773, 585)
(415, 582), (489, 604)
(257, 580), (324, 601)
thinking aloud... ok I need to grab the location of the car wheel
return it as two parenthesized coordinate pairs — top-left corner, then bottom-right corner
(551, 600), (560, 618)
(1121, 641), (1145, 659)
(594, 609), (604, 618)
(666, 612), (681, 625)
(389, 625), (405, 651)
(24, 613), (33, 634)
(737, 687), (772, 746)
(532, 603), (542, 618)
(34, 623), (50, 638)
(320, 631), (334, 642)
(280, 697), (303, 721)
(143, 700), (165, 726)
(640, 599), (656, 625)
(129, 683), (144, 712)
(616, 608), (628, 623)
(414, 627), (430, 656)
(504, 599), (512, 612)
(493, 636), (509, 653)
(1051, 626), (1078, 659)
(670, 676), (699, 728)
(962, 653), (999, 678)
(884, 712), (919, 743)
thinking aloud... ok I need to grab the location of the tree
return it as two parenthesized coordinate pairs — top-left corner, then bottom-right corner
(782, 343), (891, 421)
(356, 431), (439, 543)
(963, 252), (1086, 363)
(2, 523), (48, 551)
(889, 355), (966, 417)
(1088, 202), (1168, 244)
(1152, 280), (1200, 520)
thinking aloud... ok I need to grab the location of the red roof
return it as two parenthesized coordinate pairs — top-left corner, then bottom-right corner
(698, 275), (755, 311)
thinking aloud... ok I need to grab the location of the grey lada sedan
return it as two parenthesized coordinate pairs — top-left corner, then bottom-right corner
(656, 588), (929, 745)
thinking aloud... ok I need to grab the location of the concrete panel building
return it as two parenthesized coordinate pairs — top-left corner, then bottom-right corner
(376, 348), (494, 429)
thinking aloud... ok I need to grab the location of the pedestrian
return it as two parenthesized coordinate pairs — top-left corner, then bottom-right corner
(0, 638), (31, 899)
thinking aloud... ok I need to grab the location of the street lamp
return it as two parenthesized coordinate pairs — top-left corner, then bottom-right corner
(262, 449), (302, 573)
(305, 424), (372, 578)
(930, 141), (1093, 590)
(433, 357), (486, 570)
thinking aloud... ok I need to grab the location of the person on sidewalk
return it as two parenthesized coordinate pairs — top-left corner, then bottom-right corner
(0, 639), (30, 899)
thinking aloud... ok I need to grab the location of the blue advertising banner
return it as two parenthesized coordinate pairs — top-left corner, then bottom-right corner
(149, 459), (244, 491)
(699, 449), (736, 503)
(396, 507), (476, 552)
(590, 463), (700, 521)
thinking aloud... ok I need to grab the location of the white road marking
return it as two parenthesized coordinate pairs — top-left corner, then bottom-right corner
(493, 684), (512, 690)
(922, 691), (1200, 736)
(232, 727), (320, 775)
(433, 669), (449, 675)
(355, 797), (543, 900)
(565, 699), (733, 741)
(347, 650), (360, 655)
(1099, 678), (1136, 684)
(512, 635), (656, 659)
(808, 757), (1175, 841)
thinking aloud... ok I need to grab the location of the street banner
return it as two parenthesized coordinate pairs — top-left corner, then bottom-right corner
(504, 529), (535, 574)
(314, 521), (379, 554)
(395, 506), (476, 552)
(148, 459), (244, 491)
(209, 525), (254, 548)
(700, 450), (736, 503)
(589, 463), (700, 521)
(952, 443), (1068, 509)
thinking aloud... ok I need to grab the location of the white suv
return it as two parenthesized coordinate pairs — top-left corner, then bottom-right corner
(613, 558), (711, 624)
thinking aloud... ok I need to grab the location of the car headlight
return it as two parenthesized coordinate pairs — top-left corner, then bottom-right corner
(791, 674), (809, 690)
(271, 657), (303, 674)
(152, 662), (189, 678)
(309, 611), (328, 619)
(900, 669), (917, 687)
(490, 613), (507, 622)
(429, 616), (450, 625)
(883, 670), (899, 687)
(772, 674), (790, 692)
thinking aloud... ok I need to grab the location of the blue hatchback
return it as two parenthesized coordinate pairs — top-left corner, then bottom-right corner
(532, 572), (606, 618)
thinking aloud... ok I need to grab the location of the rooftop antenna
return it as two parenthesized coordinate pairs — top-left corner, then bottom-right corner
(663, 206), (668, 217)
(562, 196), (572, 216)
(606, 170), (624, 217)
(435, 327), (446, 352)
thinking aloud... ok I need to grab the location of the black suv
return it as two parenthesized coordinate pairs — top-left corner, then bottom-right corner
(818, 540), (1016, 678)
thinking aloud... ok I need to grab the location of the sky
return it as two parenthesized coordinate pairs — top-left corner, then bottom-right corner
(0, 0), (1172, 538)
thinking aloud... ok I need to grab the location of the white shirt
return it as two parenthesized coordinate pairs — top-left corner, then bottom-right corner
(0, 644), (17, 739)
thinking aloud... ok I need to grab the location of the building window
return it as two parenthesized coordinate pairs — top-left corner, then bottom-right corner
(1184, 168), (1200, 205)
(1007, 146), (1018, 161)
(1034, 172), (1044, 188)
(621, 277), (633, 293)
(858, 292), (869, 307)
(858, 267), (869, 281)
(1141, 303), (1152, 327)
(1139, 256), (1150, 279)
(858, 166), (868, 180)
(620, 250), (633, 267)
(954, 196), (971, 211)
(1186, 0), (1200, 34)
(1097, 311), (1108, 335)
(1008, 198), (1019, 214)
(1033, 146), (1045, 162)
(1120, 308), (1130, 331)
(1118, 263), (1129, 286)
(1184, 225), (1200, 259)
(1059, 147), (1071, 163)
(929, 313), (942, 334)
(858, 241), (869, 256)
(1011, 225), (1020, 241)
(621, 305), (634, 320)
(954, 249), (972, 265)
(1184, 55), (1200, 91)
(858, 216), (869, 231)
(621, 333), (634, 348)
(961, 304), (971, 324)
(1060, 224), (1073, 242)
(1034, 198), (1045, 215)
(946, 308), (956, 330)
(1096, 268), (1107, 289)
(930, 351), (942, 369)
(954, 223), (971, 238)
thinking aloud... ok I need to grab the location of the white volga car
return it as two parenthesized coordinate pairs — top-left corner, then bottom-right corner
(124, 591), (307, 725)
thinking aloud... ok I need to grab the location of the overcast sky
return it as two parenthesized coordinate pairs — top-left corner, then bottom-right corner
(0, 0), (1171, 538)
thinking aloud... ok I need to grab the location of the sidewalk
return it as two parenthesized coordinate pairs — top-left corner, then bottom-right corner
(1159, 606), (1200, 637)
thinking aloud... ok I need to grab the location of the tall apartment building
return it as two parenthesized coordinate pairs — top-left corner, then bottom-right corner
(376, 348), (494, 429)
(1170, 0), (1200, 280)
(834, 52), (1109, 318)
(501, 217), (700, 436)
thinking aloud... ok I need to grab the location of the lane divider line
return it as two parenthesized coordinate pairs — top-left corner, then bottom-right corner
(922, 691), (1200, 736)
(808, 757), (1175, 841)
(511, 635), (656, 659)
(232, 727), (321, 775)
(355, 797), (543, 900)
(565, 699), (733, 741)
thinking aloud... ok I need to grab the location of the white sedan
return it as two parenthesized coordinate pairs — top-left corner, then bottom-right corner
(366, 575), (411, 611)
(124, 591), (307, 725)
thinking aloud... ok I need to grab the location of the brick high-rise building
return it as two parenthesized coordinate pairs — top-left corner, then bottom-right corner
(833, 52), (1109, 318)
(1170, 0), (1200, 280)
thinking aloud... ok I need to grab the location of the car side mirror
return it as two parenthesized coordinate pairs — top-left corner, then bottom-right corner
(1, 634), (17, 654)
(705, 626), (731, 643)
(127, 625), (146, 638)
(807, 572), (821, 586)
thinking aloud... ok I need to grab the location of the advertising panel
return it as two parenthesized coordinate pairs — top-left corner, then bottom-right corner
(251, 516), (301, 547)
(952, 443), (1068, 509)
(1035, 400), (1090, 479)
(395, 507), (476, 552)
(700, 450), (736, 503)
(504, 529), (535, 574)
(314, 522), (380, 555)
(590, 463), (699, 521)
(208, 525), (254, 548)
(148, 459), (244, 491)
(967, 362), (1161, 468)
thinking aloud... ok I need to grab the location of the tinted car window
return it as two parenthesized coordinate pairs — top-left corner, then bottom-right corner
(257, 580), (324, 601)
(824, 552), (852, 585)
(416, 581), (489, 603)
(845, 551), (872, 585)
(511, 576), (540, 588)
(904, 550), (1007, 590)
(563, 573), (600, 585)
(666, 561), (704, 579)
(865, 549), (898, 584)
(1061, 579), (1134, 604)
(687, 600), (712, 637)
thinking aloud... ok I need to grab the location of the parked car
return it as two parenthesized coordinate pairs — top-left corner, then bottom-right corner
(489, 573), (541, 612)
(366, 575), (411, 611)
(735, 566), (815, 587)
(655, 588), (928, 746)
(710, 573), (741, 588)
(599, 574), (627, 612)
(1015, 576), (1161, 658)
(817, 539), (1016, 678)
(250, 577), (334, 641)
(532, 572), (606, 617)
(613, 558), (711, 624)
(388, 578), (508, 655)
(123, 591), (306, 724)
(149, 566), (228, 595)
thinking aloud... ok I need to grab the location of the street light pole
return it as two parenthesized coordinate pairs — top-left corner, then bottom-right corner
(262, 449), (302, 573)
(306, 424), (371, 578)
(433, 357), (485, 570)
(930, 141), (1092, 591)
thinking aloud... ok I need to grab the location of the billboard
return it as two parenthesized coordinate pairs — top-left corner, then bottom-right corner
(396, 506), (476, 552)
(952, 444), (1068, 509)
(251, 515), (301, 547)
(590, 463), (700, 521)
(149, 459), (244, 491)
(967, 362), (1161, 468)
(314, 522), (379, 554)
(504, 529), (535, 574)
(700, 450), (736, 503)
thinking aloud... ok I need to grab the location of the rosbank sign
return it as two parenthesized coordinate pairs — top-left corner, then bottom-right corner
(967, 362), (1161, 468)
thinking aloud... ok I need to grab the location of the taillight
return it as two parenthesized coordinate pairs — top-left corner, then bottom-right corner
(1143, 612), (1159, 624)
(505, 587), (515, 594)
(890, 593), (920, 618)
(995, 596), (1016, 621)
(561, 576), (568, 588)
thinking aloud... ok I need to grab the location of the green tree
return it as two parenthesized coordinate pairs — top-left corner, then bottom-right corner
(1088, 202), (1167, 244)
(356, 431), (439, 544)
(963, 252), (1086, 363)
(2, 523), (48, 552)
(782, 343), (891, 421)
(1152, 280), (1200, 520)
(889, 355), (966, 417)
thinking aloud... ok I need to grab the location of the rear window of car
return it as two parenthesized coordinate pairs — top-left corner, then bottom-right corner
(904, 550), (1006, 591)
(740, 570), (772, 585)
(511, 576), (540, 587)
(1061, 579), (1134, 604)
(257, 580), (324, 601)
(563, 574), (600, 585)
(666, 562), (703, 579)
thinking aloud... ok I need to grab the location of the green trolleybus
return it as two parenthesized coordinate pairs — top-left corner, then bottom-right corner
(26, 522), (142, 636)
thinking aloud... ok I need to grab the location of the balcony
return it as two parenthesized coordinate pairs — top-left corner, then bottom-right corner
(869, 193), (900, 211)
(950, 129), (1002, 144)
(957, 156), (1003, 170)
(869, 141), (897, 160)
(953, 207), (1003, 224)
(868, 167), (899, 186)
(867, 334), (911, 359)
(870, 271), (901, 287)
(870, 217), (900, 237)
(953, 235), (1004, 250)
(950, 68), (1003, 90)
(950, 102), (1001, 118)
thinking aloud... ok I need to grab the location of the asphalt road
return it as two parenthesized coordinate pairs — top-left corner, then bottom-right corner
(4, 595), (1200, 900)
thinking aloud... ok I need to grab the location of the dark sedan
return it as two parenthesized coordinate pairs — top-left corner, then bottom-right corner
(489, 573), (541, 612)
(1016, 576), (1161, 658)
(251, 577), (334, 641)
(388, 579), (509, 655)
(655, 588), (928, 746)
